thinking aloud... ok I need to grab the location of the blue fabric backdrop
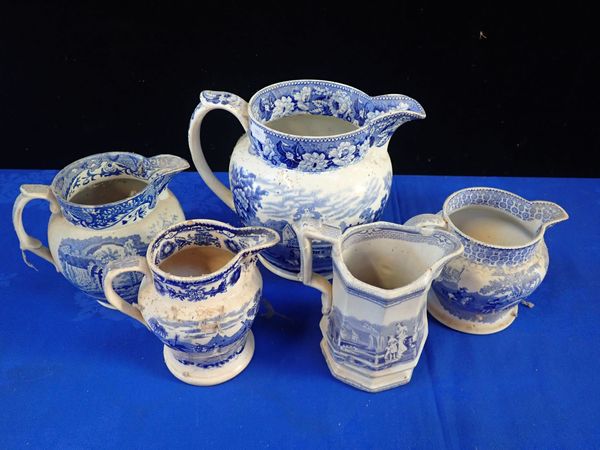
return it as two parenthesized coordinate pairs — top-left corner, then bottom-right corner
(1, 170), (598, 449)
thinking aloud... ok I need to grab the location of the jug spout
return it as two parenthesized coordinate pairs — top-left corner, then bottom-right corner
(145, 155), (190, 194)
(369, 94), (426, 147)
(532, 201), (569, 229)
(231, 226), (280, 260)
(419, 227), (465, 281)
(147, 155), (190, 178)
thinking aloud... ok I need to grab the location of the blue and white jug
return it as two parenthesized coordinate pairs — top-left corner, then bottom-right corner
(406, 187), (568, 334)
(188, 80), (425, 279)
(12, 152), (189, 302)
(103, 220), (279, 386)
(294, 219), (462, 392)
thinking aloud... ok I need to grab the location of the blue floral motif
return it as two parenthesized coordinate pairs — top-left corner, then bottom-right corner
(230, 166), (267, 223)
(200, 90), (243, 107)
(244, 80), (425, 172)
(57, 234), (148, 302)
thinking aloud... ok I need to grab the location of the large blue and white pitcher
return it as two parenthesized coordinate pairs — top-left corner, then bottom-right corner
(188, 80), (425, 279)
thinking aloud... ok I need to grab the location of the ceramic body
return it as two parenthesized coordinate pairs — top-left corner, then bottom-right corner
(295, 220), (462, 392)
(12, 152), (188, 302)
(406, 187), (568, 334)
(103, 220), (279, 386)
(189, 80), (425, 279)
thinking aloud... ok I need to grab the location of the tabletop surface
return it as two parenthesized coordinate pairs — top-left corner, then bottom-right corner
(1, 170), (599, 449)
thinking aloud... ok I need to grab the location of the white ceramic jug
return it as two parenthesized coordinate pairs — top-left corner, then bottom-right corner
(294, 218), (462, 392)
(103, 219), (279, 386)
(189, 80), (425, 279)
(406, 187), (568, 334)
(13, 152), (188, 302)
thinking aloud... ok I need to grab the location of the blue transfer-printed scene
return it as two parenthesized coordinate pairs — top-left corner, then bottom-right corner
(52, 153), (182, 229)
(229, 165), (392, 275)
(245, 80), (424, 172)
(148, 289), (261, 368)
(433, 263), (544, 322)
(58, 234), (148, 302)
(325, 306), (426, 372)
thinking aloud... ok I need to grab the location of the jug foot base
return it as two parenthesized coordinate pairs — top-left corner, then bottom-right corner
(427, 290), (518, 335)
(258, 255), (333, 281)
(162, 332), (255, 386)
(320, 338), (413, 393)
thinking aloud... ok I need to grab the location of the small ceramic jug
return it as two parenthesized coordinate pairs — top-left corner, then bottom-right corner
(12, 152), (189, 303)
(103, 220), (279, 386)
(294, 219), (462, 392)
(405, 187), (568, 334)
(189, 80), (425, 280)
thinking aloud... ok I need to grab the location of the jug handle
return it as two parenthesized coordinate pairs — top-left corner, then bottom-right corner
(103, 256), (151, 329)
(293, 222), (340, 315)
(12, 184), (60, 270)
(404, 212), (448, 231)
(188, 90), (250, 211)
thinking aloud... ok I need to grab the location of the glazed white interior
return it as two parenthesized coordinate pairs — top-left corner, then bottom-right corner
(341, 231), (447, 290)
(448, 205), (538, 247)
(53, 153), (153, 203)
(443, 187), (567, 248)
(265, 114), (360, 137)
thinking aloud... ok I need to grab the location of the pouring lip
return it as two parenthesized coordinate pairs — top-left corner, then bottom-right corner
(51, 151), (160, 208)
(441, 186), (568, 251)
(146, 219), (279, 284)
(332, 221), (463, 300)
(247, 79), (425, 142)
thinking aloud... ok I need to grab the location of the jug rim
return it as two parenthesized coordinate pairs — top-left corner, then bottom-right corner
(247, 79), (426, 141)
(147, 219), (279, 284)
(332, 221), (463, 300)
(51, 151), (166, 207)
(442, 186), (569, 251)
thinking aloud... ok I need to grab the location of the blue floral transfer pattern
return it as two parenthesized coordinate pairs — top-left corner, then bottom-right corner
(229, 166), (267, 223)
(196, 80), (425, 172)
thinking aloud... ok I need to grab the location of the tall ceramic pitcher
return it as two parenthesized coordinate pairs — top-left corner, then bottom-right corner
(293, 218), (463, 392)
(188, 80), (426, 279)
